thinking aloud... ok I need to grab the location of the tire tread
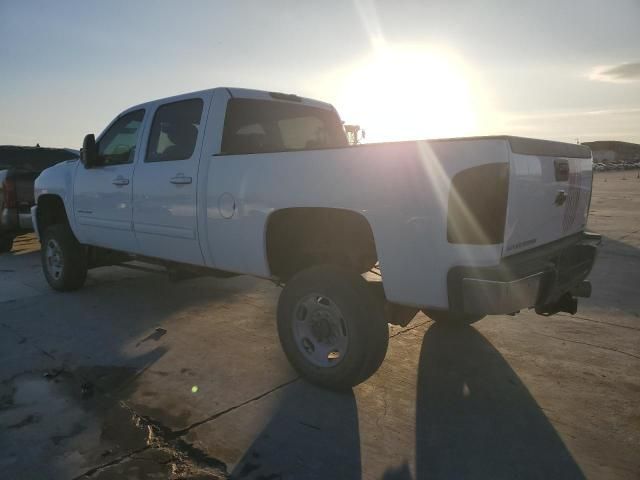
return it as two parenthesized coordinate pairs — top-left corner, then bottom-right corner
(41, 224), (87, 291)
(277, 265), (388, 390)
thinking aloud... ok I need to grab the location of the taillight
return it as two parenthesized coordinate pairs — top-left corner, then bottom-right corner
(2, 178), (17, 209)
(447, 163), (509, 245)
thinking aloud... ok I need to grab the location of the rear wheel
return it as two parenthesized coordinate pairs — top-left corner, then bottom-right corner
(41, 224), (87, 291)
(277, 265), (389, 390)
(423, 309), (485, 325)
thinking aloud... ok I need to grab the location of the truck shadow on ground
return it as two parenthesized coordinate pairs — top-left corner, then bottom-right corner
(231, 322), (585, 480)
(409, 322), (585, 480)
(230, 383), (362, 479)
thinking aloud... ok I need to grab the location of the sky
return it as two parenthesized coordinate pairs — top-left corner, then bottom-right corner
(1, 0), (639, 147)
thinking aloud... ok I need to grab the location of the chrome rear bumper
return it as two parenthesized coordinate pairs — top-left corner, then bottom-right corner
(461, 273), (544, 315)
(30, 205), (40, 239)
(448, 232), (600, 315)
(1, 208), (33, 233)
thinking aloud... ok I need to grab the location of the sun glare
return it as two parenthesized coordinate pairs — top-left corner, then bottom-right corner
(336, 46), (478, 143)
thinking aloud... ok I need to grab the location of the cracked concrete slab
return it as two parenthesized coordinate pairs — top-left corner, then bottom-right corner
(0, 368), (147, 479)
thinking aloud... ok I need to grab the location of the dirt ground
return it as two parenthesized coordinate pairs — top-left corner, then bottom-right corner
(0, 170), (638, 479)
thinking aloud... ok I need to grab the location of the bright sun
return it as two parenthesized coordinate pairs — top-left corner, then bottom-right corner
(336, 45), (478, 143)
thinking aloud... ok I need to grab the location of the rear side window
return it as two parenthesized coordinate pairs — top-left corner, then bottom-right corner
(221, 99), (347, 155)
(98, 109), (145, 166)
(146, 99), (203, 162)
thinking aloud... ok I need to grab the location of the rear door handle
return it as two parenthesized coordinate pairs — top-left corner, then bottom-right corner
(170, 174), (192, 185)
(112, 177), (130, 186)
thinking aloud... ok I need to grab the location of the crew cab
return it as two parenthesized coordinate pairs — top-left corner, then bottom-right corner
(32, 87), (599, 389)
(0, 145), (79, 252)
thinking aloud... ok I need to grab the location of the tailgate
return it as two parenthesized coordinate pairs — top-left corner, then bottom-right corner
(503, 137), (593, 257)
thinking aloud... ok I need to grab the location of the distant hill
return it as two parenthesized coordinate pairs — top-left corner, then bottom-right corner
(582, 141), (640, 163)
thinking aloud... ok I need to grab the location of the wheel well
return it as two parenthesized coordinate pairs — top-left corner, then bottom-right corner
(265, 207), (378, 280)
(36, 194), (69, 233)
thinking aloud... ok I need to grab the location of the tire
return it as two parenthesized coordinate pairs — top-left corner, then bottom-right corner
(277, 265), (389, 390)
(422, 309), (485, 326)
(0, 236), (13, 253)
(41, 224), (87, 291)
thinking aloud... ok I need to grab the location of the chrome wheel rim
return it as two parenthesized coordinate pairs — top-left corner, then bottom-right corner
(46, 239), (64, 280)
(292, 293), (349, 367)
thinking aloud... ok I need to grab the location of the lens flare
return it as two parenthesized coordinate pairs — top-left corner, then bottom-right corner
(337, 45), (478, 143)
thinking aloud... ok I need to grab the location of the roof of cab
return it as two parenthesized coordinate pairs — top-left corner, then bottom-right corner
(125, 87), (334, 113)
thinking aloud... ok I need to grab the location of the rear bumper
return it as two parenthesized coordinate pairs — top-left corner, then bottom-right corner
(18, 211), (32, 230)
(0, 207), (17, 233)
(30, 205), (40, 239)
(448, 232), (600, 315)
(1, 208), (33, 235)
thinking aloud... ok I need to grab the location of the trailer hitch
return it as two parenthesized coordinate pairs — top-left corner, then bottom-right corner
(535, 280), (592, 316)
(535, 292), (578, 316)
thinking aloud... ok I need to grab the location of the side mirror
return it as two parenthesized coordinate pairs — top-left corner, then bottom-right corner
(81, 134), (98, 168)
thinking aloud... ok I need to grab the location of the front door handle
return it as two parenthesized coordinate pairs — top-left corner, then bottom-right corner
(170, 174), (192, 185)
(112, 176), (130, 186)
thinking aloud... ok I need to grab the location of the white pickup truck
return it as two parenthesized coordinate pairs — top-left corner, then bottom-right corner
(33, 87), (599, 389)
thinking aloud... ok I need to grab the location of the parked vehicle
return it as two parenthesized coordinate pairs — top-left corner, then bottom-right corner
(32, 87), (599, 389)
(0, 146), (79, 252)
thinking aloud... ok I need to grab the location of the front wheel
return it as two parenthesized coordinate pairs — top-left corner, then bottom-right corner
(423, 309), (485, 325)
(41, 224), (87, 291)
(277, 265), (389, 390)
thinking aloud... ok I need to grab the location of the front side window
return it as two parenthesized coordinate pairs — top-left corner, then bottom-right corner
(97, 109), (145, 166)
(221, 99), (348, 155)
(146, 98), (203, 162)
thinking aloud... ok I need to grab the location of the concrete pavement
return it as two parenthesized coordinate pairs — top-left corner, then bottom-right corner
(1, 170), (638, 479)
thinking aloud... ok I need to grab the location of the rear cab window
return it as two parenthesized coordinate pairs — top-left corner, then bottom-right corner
(0, 147), (78, 171)
(221, 98), (347, 155)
